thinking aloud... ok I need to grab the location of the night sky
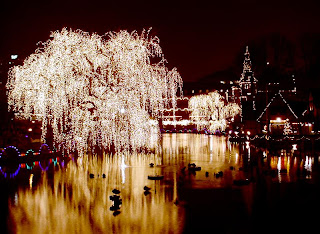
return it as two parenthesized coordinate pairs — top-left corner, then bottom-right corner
(1, 0), (320, 82)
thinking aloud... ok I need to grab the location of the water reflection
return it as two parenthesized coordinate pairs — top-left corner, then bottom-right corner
(2, 134), (320, 233)
(268, 149), (314, 183)
(7, 153), (183, 234)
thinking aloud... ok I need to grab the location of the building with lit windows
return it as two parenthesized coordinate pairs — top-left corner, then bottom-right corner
(163, 46), (317, 136)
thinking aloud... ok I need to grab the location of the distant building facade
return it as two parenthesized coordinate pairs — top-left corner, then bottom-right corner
(178, 46), (316, 136)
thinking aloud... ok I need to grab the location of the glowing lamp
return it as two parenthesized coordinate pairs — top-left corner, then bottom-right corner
(11, 55), (18, 60)
(292, 144), (297, 150)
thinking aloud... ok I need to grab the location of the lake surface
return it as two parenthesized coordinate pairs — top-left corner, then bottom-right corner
(1, 134), (320, 233)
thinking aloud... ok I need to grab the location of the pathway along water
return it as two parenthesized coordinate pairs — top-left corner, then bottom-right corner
(1, 134), (320, 233)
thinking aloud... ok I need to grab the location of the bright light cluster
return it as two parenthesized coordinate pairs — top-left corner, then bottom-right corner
(6, 28), (182, 154)
(283, 119), (292, 135)
(189, 91), (240, 132)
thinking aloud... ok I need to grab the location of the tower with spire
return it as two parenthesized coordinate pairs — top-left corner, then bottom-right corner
(239, 46), (258, 110)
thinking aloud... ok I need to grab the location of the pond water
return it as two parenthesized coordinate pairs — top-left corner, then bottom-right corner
(1, 134), (320, 233)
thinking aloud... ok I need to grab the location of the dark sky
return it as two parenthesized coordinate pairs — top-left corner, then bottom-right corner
(1, 0), (320, 82)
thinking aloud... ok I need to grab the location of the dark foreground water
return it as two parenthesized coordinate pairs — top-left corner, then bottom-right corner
(1, 134), (320, 233)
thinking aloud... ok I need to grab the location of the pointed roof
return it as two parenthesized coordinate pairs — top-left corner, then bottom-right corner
(239, 46), (258, 83)
(256, 92), (298, 122)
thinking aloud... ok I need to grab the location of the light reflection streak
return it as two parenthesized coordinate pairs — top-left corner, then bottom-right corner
(29, 174), (33, 188)
(121, 156), (127, 184)
(304, 156), (312, 179)
(246, 142), (250, 161)
(9, 153), (183, 234)
(268, 149), (315, 182)
(277, 157), (282, 183)
(209, 135), (214, 152)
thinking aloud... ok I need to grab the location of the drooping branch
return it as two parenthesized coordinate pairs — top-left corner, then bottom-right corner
(7, 28), (183, 154)
(189, 91), (240, 132)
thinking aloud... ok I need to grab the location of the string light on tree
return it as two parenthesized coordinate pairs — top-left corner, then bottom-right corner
(6, 28), (183, 154)
(283, 119), (292, 135)
(188, 91), (240, 132)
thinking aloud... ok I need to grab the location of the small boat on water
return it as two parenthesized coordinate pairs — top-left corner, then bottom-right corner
(148, 175), (164, 180)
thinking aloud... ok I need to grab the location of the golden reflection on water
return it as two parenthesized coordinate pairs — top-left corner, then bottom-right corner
(7, 134), (317, 233)
(162, 134), (239, 165)
(8, 153), (183, 233)
(7, 134), (242, 233)
(269, 149), (314, 182)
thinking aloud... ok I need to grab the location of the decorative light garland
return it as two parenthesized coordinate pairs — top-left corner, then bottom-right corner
(0, 146), (21, 158)
(0, 165), (21, 178)
(256, 92), (298, 122)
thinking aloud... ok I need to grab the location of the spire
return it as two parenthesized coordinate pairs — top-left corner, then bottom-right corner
(239, 46), (258, 110)
(240, 46), (256, 82)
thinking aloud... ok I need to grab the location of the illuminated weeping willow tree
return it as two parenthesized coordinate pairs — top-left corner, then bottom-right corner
(189, 91), (240, 132)
(6, 28), (182, 154)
